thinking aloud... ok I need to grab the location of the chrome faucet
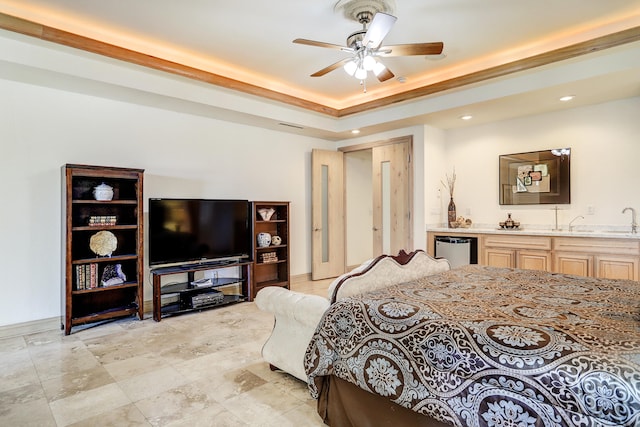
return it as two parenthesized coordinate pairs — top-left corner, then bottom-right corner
(568, 215), (584, 232)
(622, 207), (637, 234)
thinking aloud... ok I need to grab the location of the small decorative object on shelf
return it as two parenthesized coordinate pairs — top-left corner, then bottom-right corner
(257, 232), (272, 247)
(101, 264), (126, 287)
(441, 168), (456, 228)
(451, 216), (472, 228)
(258, 207), (276, 221)
(89, 230), (118, 256)
(499, 213), (521, 229)
(260, 252), (278, 263)
(271, 235), (282, 246)
(93, 182), (114, 201)
(88, 215), (117, 226)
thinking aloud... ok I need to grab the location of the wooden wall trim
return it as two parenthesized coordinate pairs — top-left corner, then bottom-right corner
(1, 13), (638, 118)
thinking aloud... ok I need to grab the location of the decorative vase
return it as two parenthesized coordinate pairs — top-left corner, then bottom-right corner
(93, 182), (114, 201)
(257, 232), (271, 248)
(271, 235), (282, 246)
(258, 208), (275, 221)
(447, 197), (457, 228)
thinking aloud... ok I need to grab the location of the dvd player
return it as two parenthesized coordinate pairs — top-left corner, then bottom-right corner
(191, 290), (224, 308)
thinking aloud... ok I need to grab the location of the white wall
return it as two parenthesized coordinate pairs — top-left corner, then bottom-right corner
(0, 77), (334, 328)
(425, 97), (640, 230)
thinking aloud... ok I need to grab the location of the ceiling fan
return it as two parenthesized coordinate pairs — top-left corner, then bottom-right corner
(293, 2), (444, 89)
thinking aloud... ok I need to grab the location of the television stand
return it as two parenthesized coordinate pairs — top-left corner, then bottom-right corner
(151, 260), (253, 321)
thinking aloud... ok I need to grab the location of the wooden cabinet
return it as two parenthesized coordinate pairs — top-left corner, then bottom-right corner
(427, 231), (640, 281)
(553, 237), (639, 280)
(429, 230), (639, 280)
(553, 253), (593, 277)
(483, 235), (552, 271)
(62, 164), (144, 334)
(251, 201), (290, 300)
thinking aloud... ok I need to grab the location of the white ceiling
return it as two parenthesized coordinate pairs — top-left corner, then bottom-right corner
(1, 0), (640, 137)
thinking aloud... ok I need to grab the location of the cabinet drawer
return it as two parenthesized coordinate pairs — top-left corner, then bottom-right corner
(483, 235), (551, 250)
(554, 237), (640, 255)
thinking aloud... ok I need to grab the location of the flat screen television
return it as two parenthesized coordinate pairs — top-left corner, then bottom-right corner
(149, 198), (251, 267)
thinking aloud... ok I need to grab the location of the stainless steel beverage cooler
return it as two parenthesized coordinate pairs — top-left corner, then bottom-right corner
(435, 236), (478, 268)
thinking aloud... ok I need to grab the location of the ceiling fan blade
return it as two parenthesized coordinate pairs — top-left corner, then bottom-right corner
(376, 66), (395, 82)
(363, 12), (397, 49)
(310, 57), (352, 77)
(378, 42), (444, 56)
(293, 38), (352, 52)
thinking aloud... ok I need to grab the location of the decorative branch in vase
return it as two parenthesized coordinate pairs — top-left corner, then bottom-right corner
(441, 169), (457, 228)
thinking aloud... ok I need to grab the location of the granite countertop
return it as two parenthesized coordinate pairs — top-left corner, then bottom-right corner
(427, 225), (640, 239)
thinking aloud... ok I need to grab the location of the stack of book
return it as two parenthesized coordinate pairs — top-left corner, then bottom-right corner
(75, 263), (98, 290)
(260, 252), (278, 263)
(88, 215), (117, 226)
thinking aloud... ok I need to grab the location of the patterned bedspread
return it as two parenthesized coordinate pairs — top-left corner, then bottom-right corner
(304, 265), (640, 426)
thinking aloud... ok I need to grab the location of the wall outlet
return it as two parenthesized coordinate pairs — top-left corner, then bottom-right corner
(465, 208), (471, 216)
(587, 205), (595, 215)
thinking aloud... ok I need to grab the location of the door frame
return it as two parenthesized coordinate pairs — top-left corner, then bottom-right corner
(340, 135), (414, 262)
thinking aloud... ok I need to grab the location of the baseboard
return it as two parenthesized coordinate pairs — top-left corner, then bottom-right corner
(0, 317), (61, 339)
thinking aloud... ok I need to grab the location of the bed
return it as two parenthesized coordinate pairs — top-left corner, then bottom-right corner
(304, 264), (640, 426)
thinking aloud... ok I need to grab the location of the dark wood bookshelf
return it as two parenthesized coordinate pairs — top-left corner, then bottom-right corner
(62, 164), (144, 334)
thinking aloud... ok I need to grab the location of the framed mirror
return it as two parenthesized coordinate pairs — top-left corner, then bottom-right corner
(499, 148), (570, 205)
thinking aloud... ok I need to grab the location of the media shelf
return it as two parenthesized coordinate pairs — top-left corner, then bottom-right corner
(62, 164), (144, 335)
(151, 260), (252, 321)
(251, 201), (290, 299)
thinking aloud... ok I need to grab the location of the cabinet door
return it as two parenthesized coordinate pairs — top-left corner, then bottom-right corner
(597, 255), (639, 281)
(554, 253), (593, 277)
(484, 248), (515, 268)
(518, 251), (551, 272)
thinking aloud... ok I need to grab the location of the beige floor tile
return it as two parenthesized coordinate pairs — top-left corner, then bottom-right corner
(102, 354), (168, 382)
(278, 403), (325, 427)
(0, 396), (57, 427)
(41, 364), (115, 402)
(66, 403), (150, 427)
(49, 383), (131, 426)
(133, 381), (218, 426)
(163, 404), (247, 427)
(0, 349), (40, 392)
(220, 382), (306, 426)
(30, 341), (101, 383)
(0, 335), (27, 353)
(189, 367), (267, 403)
(118, 366), (190, 402)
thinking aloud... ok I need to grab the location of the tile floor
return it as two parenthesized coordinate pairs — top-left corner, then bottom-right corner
(0, 279), (333, 426)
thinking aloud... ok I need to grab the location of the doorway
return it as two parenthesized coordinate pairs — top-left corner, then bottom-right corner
(311, 136), (413, 278)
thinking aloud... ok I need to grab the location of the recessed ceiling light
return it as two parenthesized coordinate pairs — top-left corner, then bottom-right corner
(460, 115), (473, 121)
(351, 129), (361, 134)
(559, 95), (575, 102)
(396, 76), (407, 83)
(425, 53), (447, 61)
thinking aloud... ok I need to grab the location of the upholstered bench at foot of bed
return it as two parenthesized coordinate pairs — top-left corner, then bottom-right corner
(255, 250), (451, 383)
(254, 287), (329, 382)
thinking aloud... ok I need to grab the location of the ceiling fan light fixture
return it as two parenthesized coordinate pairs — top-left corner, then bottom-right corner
(362, 54), (376, 71)
(355, 67), (368, 80)
(344, 60), (358, 76)
(373, 61), (386, 76)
